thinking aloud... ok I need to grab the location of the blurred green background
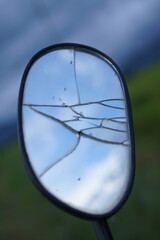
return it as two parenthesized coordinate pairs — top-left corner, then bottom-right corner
(0, 59), (160, 240)
(1, 0), (160, 239)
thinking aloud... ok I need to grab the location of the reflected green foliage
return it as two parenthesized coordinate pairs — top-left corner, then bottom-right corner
(0, 61), (160, 240)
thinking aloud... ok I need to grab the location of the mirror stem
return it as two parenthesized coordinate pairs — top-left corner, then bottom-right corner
(92, 219), (113, 240)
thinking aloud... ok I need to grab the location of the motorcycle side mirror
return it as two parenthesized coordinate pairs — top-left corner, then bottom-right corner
(18, 43), (135, 240)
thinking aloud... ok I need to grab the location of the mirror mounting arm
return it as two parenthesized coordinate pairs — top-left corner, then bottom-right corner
(92, 219), (113, 240)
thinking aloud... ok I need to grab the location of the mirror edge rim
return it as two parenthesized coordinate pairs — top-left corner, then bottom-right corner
(17, 42), (135, 221)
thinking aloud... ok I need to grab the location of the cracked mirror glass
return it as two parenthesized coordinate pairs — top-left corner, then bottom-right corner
(21, 46), (133, 215)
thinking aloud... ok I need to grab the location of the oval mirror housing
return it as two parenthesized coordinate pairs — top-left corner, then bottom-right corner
(18, 44), (135, 219)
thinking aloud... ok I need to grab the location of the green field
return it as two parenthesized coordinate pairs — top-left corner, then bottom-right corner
(0, 61), (160, 240)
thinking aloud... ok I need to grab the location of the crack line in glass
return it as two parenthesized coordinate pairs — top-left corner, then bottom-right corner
(23, 98), (125, 108)
(24, 105), (129, 176)
(39, 134), (81, 178)
(73, 49), (81, 104)
(24, 106), (129, 147)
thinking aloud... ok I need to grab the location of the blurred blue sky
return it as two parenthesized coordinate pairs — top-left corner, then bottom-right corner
(0, 0), (160, 146)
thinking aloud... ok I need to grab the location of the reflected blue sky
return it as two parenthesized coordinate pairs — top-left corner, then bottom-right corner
(23, 106), (78, 176)
(22, 47), (131, 214)
(24, 49), (78, 105)
(23, 49), (123, 105)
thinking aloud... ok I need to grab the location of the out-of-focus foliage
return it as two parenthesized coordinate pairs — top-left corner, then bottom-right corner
(0, 141), (96, 240)
(0, 61), (160, 239)
(111, 60), (160, 240)
(128, 60), (160, 146)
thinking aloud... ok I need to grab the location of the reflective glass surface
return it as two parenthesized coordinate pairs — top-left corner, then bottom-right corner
(22, 47), (132, 215)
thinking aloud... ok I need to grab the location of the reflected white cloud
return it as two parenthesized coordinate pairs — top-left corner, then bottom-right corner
(68, 147), (130, 213)
(41, 139), (130, 214)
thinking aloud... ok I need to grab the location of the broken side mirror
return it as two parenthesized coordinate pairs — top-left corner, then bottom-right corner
(18, 43), (135, 240)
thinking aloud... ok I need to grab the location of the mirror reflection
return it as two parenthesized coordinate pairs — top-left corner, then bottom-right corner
(22, 47), (132, 215)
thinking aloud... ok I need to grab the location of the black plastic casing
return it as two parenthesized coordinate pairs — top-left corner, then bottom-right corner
(18, 43), (135, 221)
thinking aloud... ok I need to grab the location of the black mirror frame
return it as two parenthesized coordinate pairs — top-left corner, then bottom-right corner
(17, 43), (135, 221)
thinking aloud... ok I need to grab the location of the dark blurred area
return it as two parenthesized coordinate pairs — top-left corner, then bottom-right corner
(0, 0), (160, 239)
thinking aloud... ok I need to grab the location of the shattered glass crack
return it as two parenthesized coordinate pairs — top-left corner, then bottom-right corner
(23, 49), (130, 177)
(24, 99), (129, 147)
